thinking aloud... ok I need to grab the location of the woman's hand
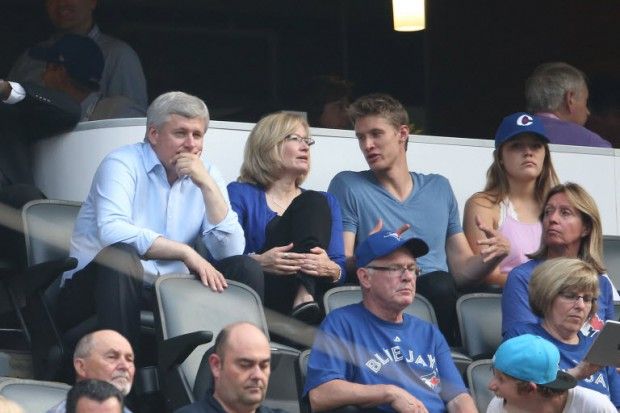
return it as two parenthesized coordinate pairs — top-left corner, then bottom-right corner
(567, 360), (603, 380)
(251, 243), (304, 275)
(301, 247), (341, 282)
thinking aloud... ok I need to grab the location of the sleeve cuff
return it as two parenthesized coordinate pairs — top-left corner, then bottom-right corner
(4, 81), (26, 104)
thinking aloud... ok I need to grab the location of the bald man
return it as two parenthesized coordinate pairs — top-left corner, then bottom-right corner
(47, 330), (134, 413)
(175, 322), (288, 413)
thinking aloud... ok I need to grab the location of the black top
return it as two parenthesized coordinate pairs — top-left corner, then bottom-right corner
(174, 393), (290, 413)
(0, 82), (80, 186)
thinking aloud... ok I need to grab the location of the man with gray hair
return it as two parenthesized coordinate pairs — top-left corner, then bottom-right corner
(57, 91), (264, 354)
(525, 62), (611, 148)
(47, 330), (134, 413)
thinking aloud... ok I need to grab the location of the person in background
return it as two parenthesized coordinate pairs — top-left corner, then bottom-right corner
(228, 112), (345, 323)
(487, 334), (616, 413)
(504, 258), (620, 408)
(464, 112), (559, 288)
(0, 77), (80, 269)
(502, 182), (617, 337)
(27, 33), (144, 121)
(8, 0), (148, 110)
(525, 62), (611, 148)
(302, 75), (352, 129)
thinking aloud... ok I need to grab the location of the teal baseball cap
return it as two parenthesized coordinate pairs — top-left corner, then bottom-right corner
(493, 334), (576, 390)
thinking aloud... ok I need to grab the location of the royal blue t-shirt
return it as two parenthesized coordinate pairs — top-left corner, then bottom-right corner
(304, 303), (468, 413)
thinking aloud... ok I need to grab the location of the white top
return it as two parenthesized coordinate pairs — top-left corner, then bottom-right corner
(486, 385), (617, 412)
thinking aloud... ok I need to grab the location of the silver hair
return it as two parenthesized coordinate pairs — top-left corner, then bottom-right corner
(525, 62), (587, 113)
(144, 91), (209, 138)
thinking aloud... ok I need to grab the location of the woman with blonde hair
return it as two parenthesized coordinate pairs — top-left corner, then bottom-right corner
(464, 112), (559, 287)
(228, 112), (345, 323)
(504, 258), (620, 407)
(502, 182), (616, 336)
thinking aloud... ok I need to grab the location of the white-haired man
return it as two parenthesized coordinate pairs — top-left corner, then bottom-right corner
(304, 230), (477, 412)
(57, 91), (263, 355)
(47, 330), (134, 413)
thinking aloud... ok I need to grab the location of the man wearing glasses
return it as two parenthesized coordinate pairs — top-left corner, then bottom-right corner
(304, 230), (477, 413)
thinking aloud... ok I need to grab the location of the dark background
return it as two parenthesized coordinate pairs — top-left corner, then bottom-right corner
(2, 0), (619, 143)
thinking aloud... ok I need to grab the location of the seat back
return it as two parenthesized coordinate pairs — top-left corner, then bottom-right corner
(20, 200), (82, 380)
(603, 235), (620, 293)
(465, 359), (494, 412)
(456, 293), (502, 359)
(295, 349), (311, 413)
(0, 377), (70, 413)
(323, 286), (437, 323)
(155, 274), (282, 409)
(22, 200), (82, 267)
(156, 276), (268, 390)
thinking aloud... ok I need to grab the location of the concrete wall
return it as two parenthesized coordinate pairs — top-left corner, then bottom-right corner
(33, 118), (620, 235)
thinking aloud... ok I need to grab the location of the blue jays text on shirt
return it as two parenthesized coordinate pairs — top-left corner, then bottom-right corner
(364, 336), (441, 390)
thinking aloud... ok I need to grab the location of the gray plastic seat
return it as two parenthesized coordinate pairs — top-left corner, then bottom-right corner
(0, 376), (70, 413)
(323, 285), (437, 323)
(155, 275), (300, 413)
(465, 359), (494, 412)
(21, 199), (156, 381)
(456, 293), (502, 359)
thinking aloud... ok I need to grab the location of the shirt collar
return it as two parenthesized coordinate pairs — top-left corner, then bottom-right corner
(87, 24), (102, 41)
(81, 92), (102, 121)
(140, 142), (191, 183)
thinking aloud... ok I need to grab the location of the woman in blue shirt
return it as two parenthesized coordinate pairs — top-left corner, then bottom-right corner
(502, 182), (616, 337)
(504, 257), (620, 408)
(227, 112), (345, 323)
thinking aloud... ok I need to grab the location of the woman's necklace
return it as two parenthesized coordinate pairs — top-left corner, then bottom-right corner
(268, 194), (287, 211)
(267, 189), (299, 213)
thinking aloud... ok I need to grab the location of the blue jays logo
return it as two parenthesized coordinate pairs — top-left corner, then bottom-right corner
(384, 232), (401, 241)
(421, 371), (441, 389)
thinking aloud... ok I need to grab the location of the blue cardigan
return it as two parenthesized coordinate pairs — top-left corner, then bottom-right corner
(227, 181), (346, 283)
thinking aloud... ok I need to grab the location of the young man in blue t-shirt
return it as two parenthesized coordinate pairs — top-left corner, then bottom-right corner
(304, 230), (476, 413)
(327, 93), (510, 344)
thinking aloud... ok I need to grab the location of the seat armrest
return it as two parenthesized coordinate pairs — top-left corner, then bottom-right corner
(16, 257), (78, 295)
(159, 331), (213, 372)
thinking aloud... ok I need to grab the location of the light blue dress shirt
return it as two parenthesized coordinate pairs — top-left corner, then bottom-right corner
(62, 142), (244, 285)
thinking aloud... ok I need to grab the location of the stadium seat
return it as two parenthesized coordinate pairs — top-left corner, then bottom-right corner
(323, 285), (437, 323)
(465, 359), (494, 412)
(456, 293), (502, 359)
(0, 376), (70, 413)
(155, 275), (300, 412)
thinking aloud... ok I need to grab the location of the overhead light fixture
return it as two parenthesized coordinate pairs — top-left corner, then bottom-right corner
(392, 0), (425, 32)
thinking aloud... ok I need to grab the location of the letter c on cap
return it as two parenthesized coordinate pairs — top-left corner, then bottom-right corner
(516, 114), (533, 126)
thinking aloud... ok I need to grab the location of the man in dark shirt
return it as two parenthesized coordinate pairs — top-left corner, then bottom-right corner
(0, 78), (80, 268)
(175, 322), (287, 413)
